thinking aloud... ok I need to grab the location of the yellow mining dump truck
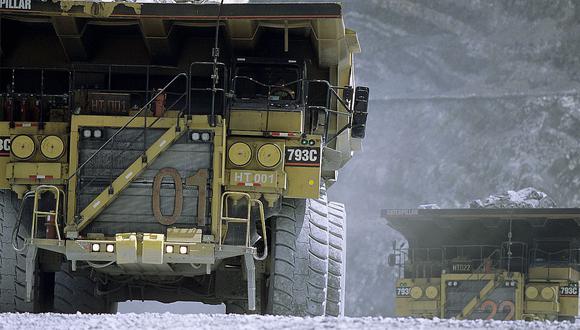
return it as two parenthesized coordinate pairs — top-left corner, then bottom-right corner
(384, 208), (580, 322)
(0, 1), (368, 315)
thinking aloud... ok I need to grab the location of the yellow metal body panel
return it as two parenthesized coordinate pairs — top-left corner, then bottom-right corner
(529, 267), (580, 281)
(166, 228), (202, 243)
(229, 109), (303, 134)
(6, 163), (62, 181)
(394, 278), (440, 318)
(284, 137), (322, 199)
(116, 233), (138, 264)
(559, 296), (578, 316)
(526, 301), (559, 314)
(0, 122), (69, 189)
(142, 233), (164, 265)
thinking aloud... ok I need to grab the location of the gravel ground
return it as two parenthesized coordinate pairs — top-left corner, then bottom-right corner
(0, 314), (576, 330)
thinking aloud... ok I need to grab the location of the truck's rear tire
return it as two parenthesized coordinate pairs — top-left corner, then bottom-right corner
(267, 191), (329, 316)
(326, 202), (346, 317)
(53, 266), (117, 314)
(0, 190), (54, 312)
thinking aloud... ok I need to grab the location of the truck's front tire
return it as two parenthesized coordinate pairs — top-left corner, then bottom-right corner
(53, 266), (117, 314)
(0, 190), (54, 313)
(267, 192), (329, 316)
(326, 202), (346, 317)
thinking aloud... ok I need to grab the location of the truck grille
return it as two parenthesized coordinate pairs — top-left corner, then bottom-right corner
(77, 127), (212, 235)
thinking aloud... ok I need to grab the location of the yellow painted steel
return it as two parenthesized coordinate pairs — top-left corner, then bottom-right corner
(394, 278), (440, 318)
(75, 119), (187, 232)
(11, 135), (35, 159)
(115, 233), (138, 264)
(166, 228), (203, 243)
(40, 135), (65, 159)
(228, 109), (303, 134)
(257, 144), (282, 168)
(6, 163), (62, 181)
(142, 233), (164, 265)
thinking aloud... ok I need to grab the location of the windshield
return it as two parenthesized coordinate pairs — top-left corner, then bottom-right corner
(234, 64), (300, 102)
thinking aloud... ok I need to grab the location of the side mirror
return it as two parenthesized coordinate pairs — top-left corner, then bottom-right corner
(388, 254), (397, 267)
(351, 86), (369, 139)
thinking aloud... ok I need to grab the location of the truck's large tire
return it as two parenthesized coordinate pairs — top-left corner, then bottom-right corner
(326, 202), (346, 317)
(53, 266), (117, 314)
(0, 190), (54, 312)
(267, 191), (329, 316)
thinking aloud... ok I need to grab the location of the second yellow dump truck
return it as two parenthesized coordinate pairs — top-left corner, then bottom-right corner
(384, 208), (580, 322)
(0, 0), (369, 315)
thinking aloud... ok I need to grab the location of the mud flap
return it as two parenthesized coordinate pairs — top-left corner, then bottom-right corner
(244, 251), (256, 311)
(25, 245), (38, 302)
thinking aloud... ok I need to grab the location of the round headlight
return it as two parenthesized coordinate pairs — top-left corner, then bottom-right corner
(91, 243), (101, 252)
(11, 135), (36, 159)
(41, 135), (65, 159)
(541, 287), (555, 301)
(410, 286), (423, 299)
(228, 142), (252, 166)
(257, 144), (282, 168)
(525, 286), (538, 300)
(425, 286), (438, 299)
(201, 132), (211, 141)
(82, 129), (92, 138)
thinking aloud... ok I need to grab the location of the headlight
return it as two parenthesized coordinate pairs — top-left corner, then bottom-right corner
(228, 142), (252, 166)
(82, 129), (92, 138)
(11, 135), (36, 159)
(425, 286), (438, 299)
(541, 287), (555, 301)
(91, 243), (101, 252)
(106, 244), (115, 253)
(257, 144), (282, 168)
(410, 286), (423, 299)
(525, 286), (538, 299)
(201, 132), (211, 141)
(93, 129), (103, 139)
(41, 135), (65, 159)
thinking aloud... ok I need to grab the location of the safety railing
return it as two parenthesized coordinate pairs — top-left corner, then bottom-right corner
(67, 72), (189, 222)
(392, 243), (528, 279)
(188, 61), (228, 126)
(0, 67), (72, 127)
(219, 192), (268, 261)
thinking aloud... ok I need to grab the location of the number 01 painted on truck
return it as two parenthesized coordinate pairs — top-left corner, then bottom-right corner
(152, 168), (208, 226)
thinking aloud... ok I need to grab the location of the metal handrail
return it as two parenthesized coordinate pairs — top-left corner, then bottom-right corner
(0, 67), (72, 127)
(188, 61), (227, 125)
